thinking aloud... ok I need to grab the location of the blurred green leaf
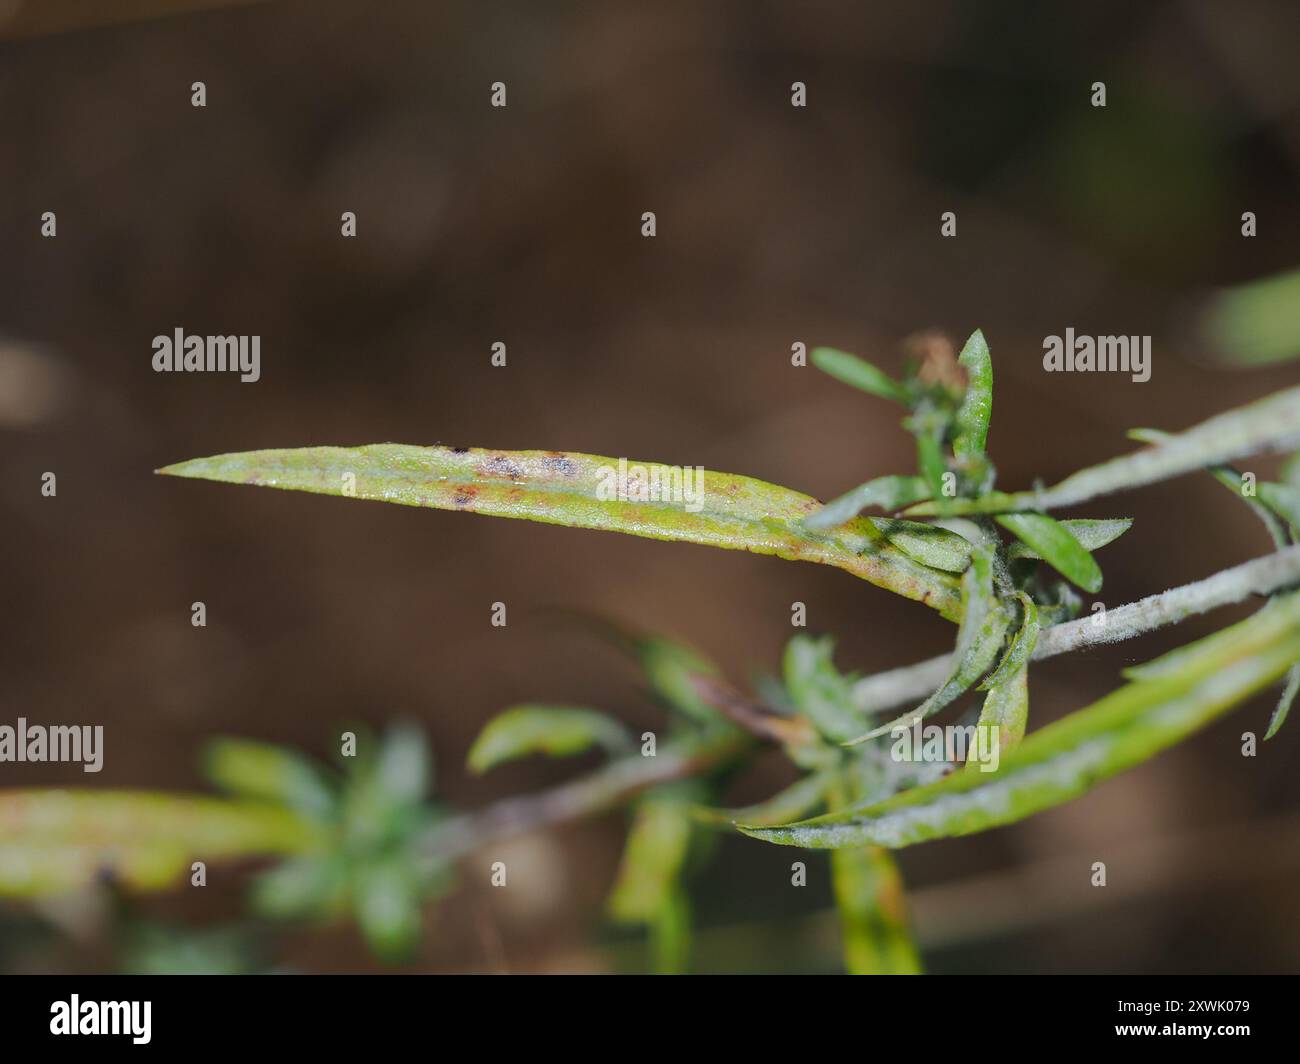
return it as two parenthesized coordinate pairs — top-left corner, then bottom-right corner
(804, 475), (931, 531)
(1200, 267), (1300, 367)
(742, 592), (1300, 849)
(831, 845), (921, 974)
(637, 637), (728, 725)
(694, 771), (832, 828)
(1005, 518), (1132, 560)
(996, 512), (1103, 593)
(159, 445), (962, 621)
(1258, 482), (1300, 531)
(468, 705), (631, 772)
(783, 635), (868, 744)
(811, 347), (908, 404)
(251, 853), (349, 920)
(952, 329), (992, 459)
(353, 855), (422, 962)
(0, 791), (318, 896)
(205, 739), (336, 821)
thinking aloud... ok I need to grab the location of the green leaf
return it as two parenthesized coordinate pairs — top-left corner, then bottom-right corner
(607, 793), (695, 926)
(832, 845), (922, 974)
(848, 546), (1010, 744)
(952, 329), (992, 459)
(467, 705), (632, 773)
(1005, 518), (1133, 560)
(978, 593), (1039, 692)
(694, 771), (832, 827)
(251, 853), (349, 920)
(783, 635), (868, 744)
(995, 512), (1102, 593)
(741, 592), (1300, 849)
(804, 475), (931, 531)
(637, 636), (727, 725)
(159, 445), (962, 621)
(1265, 664), (1300, 741)
(910, 406), (950, 502)
(811, 347), (908, 404)
(904, 383), (1300, 515)
(205, 739), (336, 820)
(353, 855), (422, 962)
(0, 791), (318, 897)
(973, 665), (1029, 755)
(875, 519), (973, 573)
(1200, 267), (1300, 367)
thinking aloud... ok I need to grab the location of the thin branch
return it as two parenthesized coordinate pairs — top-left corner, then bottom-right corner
(853, 543), (1300, 713)
(422, 733), (748, 863)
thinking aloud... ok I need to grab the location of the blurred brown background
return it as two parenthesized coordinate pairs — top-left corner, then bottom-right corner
(1, 0), (1298, 973)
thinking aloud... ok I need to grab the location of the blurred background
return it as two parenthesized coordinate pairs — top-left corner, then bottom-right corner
(1, 0), (1298, 973)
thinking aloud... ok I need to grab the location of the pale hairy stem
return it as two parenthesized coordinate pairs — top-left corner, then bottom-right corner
(853, 544), (1300, 713)
(425, 545), (1300, 863)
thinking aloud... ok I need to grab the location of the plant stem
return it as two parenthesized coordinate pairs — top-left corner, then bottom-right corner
(423, 733), (748, 863)
(853, 543), (1300, 713)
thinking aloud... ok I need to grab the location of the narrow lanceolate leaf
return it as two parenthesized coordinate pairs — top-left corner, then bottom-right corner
(1265, 664), (1300, 741)
(904, 383), (1300, 516)
(467, 705), (632, 774)
(848, 547), (1009, 744)
(0, 791), (319, 896)
(1200, 267), (1300, 368)
(811, 347), (908, 404)
(973, 666), (1029, 755)
(1005, 518), (1133, 560)
(952, 329), (992, 459)
(204, 739), (336, 820)
(804, 475), (930, 531)
(159, 446), (961, 620)
(978, 593), (1039, 692)
(831, 845), (921, 974)
(607, 790), (697, 928)
(996, 512), (1102, 593)
(694, 771), (832, 828)
(876, 519), (972, 573)
(741, 592), (1300, 849)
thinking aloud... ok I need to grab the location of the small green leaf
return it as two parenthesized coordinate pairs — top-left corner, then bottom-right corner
(467, 705), (632, 773)
(910, 405), (950, 502)
(875, 519), (973, 573)
(1200, 267), (1300, 367)
(353, 856), (422, 962)
(694, 771), (832, 827)
(783, 635), (868, 744)
(978, 593), (1039, 692)
(159, 445), (962, 620)
(848, 547), (1009, 744)
(742, 592), (1300, 849)
(831, 845), (921, 975)
(904, 383), (1300, 515)
(638, 637), (727, 725)
(952, 329), (992, 459)
(804, 475), (931, 531)
(811, 347), (908, 404)
(995, 512), (1102, 593)
(973, 665), (1029, 755)
(607, 793), (695, 925)
(251, 854), (349, 920)
(204, 739), (336, 820)
(1005, 518), (1133, 560)
(1265, 664), (1300, 741)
